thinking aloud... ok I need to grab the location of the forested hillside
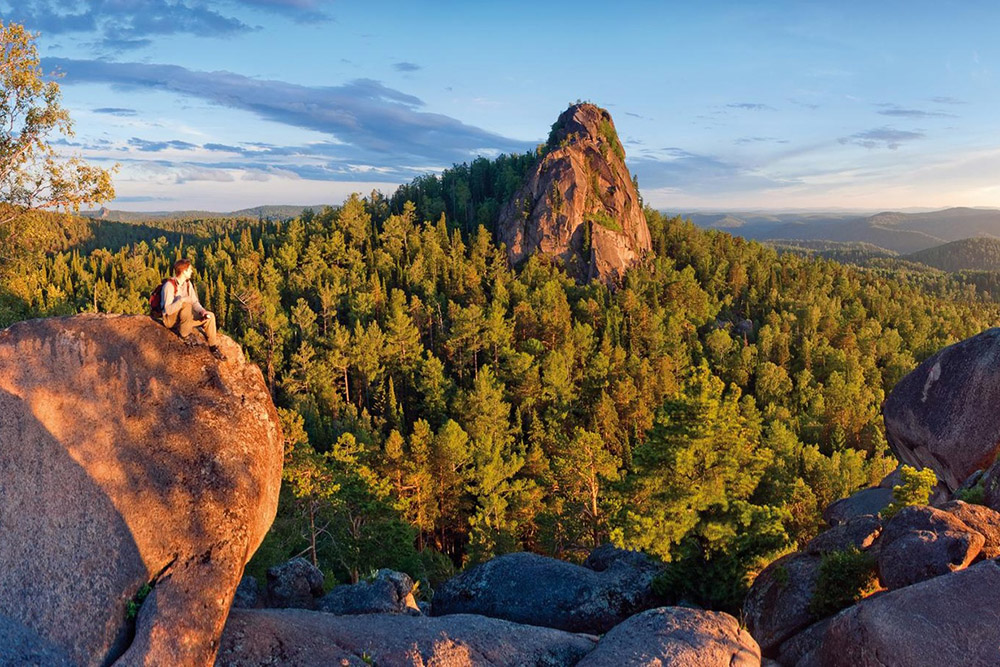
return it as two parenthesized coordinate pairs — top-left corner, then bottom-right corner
(3, 176), (999, 612)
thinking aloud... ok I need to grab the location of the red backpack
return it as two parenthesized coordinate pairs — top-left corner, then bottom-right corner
(149, 278), (178, 316)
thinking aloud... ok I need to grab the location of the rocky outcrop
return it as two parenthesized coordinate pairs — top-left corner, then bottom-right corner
(883, 327), (1000, 491)
(876, 505), (983, 590)
(814, 559), (1000, 667)
(497, 103), (652, 282)
(0, 314), (283, 666)
(318, 569), (419, 615)
(822, 487), (893, 526)
(939, 500), (1000, 558)
(430, 548), (662, 634)
(0, 614), (75, 667)
(217, 608), (597, 666)
(576, 607), (760, 667)
(743, 553), (821, 653)
(266, 558), (325, 610)
(233, 576), (263, 610)
(805, 515), (882, 555)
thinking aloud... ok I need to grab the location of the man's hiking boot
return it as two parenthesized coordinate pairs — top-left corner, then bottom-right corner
(181, 333), (199, 347)
(210, 346), (227, 362)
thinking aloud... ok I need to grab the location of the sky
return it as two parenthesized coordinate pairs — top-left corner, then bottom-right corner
(6, 0), (1000, 213)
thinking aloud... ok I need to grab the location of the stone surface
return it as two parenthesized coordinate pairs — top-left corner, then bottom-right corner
(815, 559), (1000, 667)
(805, 515), (882, 555)
(0, 314), (283, 666)
(497, 103), (652, 283)
(879, 466), (904, 489)
(266, 558), (325, 610)
(822, 487), (893, 526)
(318, 569), (419, 615)
(0, 614), (75, 666)
(743, 553), (821, 653)
(883, 327), (1000, 491)
(776, 618), (832, 667)
(877, 505), (983, 590)
(232, 576), (263, 610)
(939, 500), (1000, 558)
(216, 608), (597, 666)
(431, 549), (661, 634)
(576, 606), (760, 667)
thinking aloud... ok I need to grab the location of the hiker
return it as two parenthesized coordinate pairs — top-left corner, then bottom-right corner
(157, 258), (227, 361)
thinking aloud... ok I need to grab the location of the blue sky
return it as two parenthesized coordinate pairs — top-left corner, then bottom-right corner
(6, 0), (1000, 212)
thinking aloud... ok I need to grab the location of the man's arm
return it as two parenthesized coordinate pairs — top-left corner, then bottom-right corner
(190, 283), (209, 319)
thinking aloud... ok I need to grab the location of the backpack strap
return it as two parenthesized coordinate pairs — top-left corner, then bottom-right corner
(161, 278), (179, 314)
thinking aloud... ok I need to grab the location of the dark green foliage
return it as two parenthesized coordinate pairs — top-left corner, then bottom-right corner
(126, 583), (152, 620)
(808, 547), (878, 618)
(597, 117), (625, 161)
(589, 210), (623, 233)
(9, 150), (1000, 611)
(955, 478), (987, 505)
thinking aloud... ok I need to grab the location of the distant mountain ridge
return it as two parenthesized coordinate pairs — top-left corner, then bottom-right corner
(83, 204), (334, 223)
(906, 236), (1000, 272)
(681, 207), (1000, 255)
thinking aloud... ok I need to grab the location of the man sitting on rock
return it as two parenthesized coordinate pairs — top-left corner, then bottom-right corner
(160, 258), (227, 361)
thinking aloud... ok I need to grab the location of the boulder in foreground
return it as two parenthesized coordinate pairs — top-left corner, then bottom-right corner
(743, 553), (820, 653)
(216, 608), (597, 666)
(883, 328), (1000, 491)
(430, 548), (661, 634)
(0, 314), (283, 665)
(814, 559), (1000, 667)
(876, 505), (983, 590)
(576, 606), (760, 667)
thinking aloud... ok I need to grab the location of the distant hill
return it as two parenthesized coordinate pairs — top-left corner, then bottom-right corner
(680, 207), (1000, 255)
(82, 204), (334, 223)
(906, 237), (1000, 272)
(765, 239), (897, 265)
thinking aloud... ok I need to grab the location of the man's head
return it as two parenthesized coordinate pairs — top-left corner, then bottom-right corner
(173, 258), (193, 281)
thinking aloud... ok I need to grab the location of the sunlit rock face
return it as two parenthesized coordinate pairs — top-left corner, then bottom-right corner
(0, 314), (282, 666)
(498, 103), (652, 283)
(883, 327), (1000, 491)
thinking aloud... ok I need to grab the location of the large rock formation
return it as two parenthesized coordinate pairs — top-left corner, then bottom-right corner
(319, 569), (419, 616)
(876, 505), (983, 590)
(217, 609), (597, 666)
(0, 314), (283, 665)
(430, 548), (662, 634)
(883, 327), (1000, 490)
(576, 607), (760, 667)
(743, 553), (821, 653)
(497, 103), (652, 282)
(813, 559), (1000, 667)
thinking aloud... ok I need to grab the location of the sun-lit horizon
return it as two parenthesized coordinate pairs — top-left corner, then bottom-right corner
(7, 1), (1000, 213)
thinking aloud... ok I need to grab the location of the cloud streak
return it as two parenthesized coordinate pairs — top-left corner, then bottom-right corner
(44, 58), (532, 171)
(838, 127), (924, 150)
(876, 104), (955, 119)
(726, 103), (776, 111)
(1, 0), (334, 50)
(2, 0), (253, 50)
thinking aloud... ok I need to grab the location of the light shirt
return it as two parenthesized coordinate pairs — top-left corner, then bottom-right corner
(162, 279), (207, 318)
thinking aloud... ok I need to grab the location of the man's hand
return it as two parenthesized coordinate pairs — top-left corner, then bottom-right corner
(199, 311), (214, 323)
